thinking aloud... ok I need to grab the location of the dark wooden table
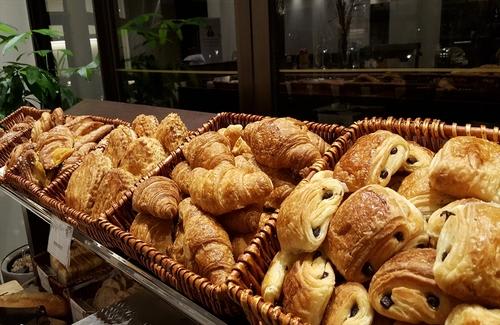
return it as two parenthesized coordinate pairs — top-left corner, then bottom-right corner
(66, 99), (217, 130)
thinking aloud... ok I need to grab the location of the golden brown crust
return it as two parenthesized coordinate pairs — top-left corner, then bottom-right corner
(433, 201), (500, 307)
(231, 137), (253, 156)
(131, 114), (159, 137)
(231, 233), (254, 257)
(189, 161), (273, 216)
(307, 131), (331, 155)
(332, 130), (409, 192)
(322, 282), (374, 325)
(91, 168), (136, 218)
(118, 137), (166, 177)
(324, 185), (425, 282)
(170, 161), (192, 195)
(401, 141), (434, 172)
(132, 176), (180, 220)
(369, 249), (458, 324)
(445, 304), (500, 325)
(74, 124), (114, 149)
(36, 125), (74, 170)
(70, 120), (104, 137)
(130, 213), (174, 254)
(103, 125), (138, 167)
(242, 117), (321, 172)
(15, 149), (49, 187)
(65, 151), (113, 214)
(61, 142), (97, 171)
(31, 112), (53, 142)
(6, 142), (36, 170)
(50, 107), (65, 126)
(155, 113), (189, 152)
(182, 131), (234, 169)
(429, 136), (500, 202)
(217, 204), (263, 235)
(217, 124), (243, 148)
(282, 253), (335, 325)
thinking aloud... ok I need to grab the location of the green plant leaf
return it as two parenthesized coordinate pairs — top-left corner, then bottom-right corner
(33, 28), (62, 38)
(33, 49), (52, 57)
(2, 32), (31, 54)
(59, 48), (73, 57)
(0, 23), (17, 35)
(23, 67), (41, 84)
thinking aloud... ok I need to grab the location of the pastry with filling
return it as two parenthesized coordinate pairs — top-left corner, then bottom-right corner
(332, 130), (409, 192)
(31, 112), (53, 142)
(36, 125), (74, 170)
(74, 124), (114, 149)
(322, 282), (374, 325)
(401, 141), (434, 172)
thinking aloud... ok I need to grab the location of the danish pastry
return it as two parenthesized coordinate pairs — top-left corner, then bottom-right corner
(401, 141), (434, 172)
(369, 249), (457, 324)
(130, 213), (174, 254)
(322, 282), (374, 325)
(433, 201), (500, 307)
(131, 114), (158, 137)
(324, 185), (425, 282)
(282, 253), (335, 325)
(445, 304), (500, 325)
(182, 131), (234, 169)
(91, 168), (136, 218)
(429, 136), (500, 202)
(36, 125), (74, 170)
(103, 125), (137, 167)
(155, 113), (189, 152)
(333, 131), (409, 192)
(119, 137), (166, 177)
(132, 176), (181, 220)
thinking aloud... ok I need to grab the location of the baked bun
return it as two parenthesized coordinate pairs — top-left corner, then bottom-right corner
(118, 137), (166, 177)
(369, 249), (457, 324)
(332, 131), (409, 192)
(103, 125), (137, 167)
(322, 282), (374, 325)
(445, 304), (500, 325)
(324, 185), (425, 282)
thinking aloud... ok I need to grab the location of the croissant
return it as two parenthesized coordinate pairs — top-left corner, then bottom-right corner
(103, 125), (137, 167)
(332, 130), (409, 192)
(445, 304), (500, 325)
(369, 249), (457, 324)
(324, 185), (426, 282)
(174, 198), (235, 285)
(242, 117), (321, 172)
(36, 125), (74, 170)
(155, 113), (189, 152)
(433, 201), (500, 307)
(189, 161), (273, 215)
(401, 141), (434, 172)
(131, 114), (158, 137)
(217, 124), (243, 148)
(74, 124), (114, 149)
(231, 233), (254, 257)
(119, 137), (166, 177)
(130, 213), (174, 254)
(322, 282), (374, 325)
(31, 112), (53, 142)
(232, 137), (253, 155)
(91, 168), (136, 218)
(182, 131), (234, 169)
(50, 107), (65, 126)
(429, 136), (500, 202)
(307, 131), (331, 154)
(70, 120), (104, 137)
(64, 115), (94, 131)
(234, 154), (261, 173)
(282, 253), (335, 325)
(398, 168), (455, 220)
(217, 204), (263, 235)
(170, 161), (192, 195)
(132, 176), (181, 220)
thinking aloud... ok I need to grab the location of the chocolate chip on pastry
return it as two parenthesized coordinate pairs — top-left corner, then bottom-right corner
(401, 141), (434, 173)
(332, 130), (409, 192)
(324, 184), (425, 282)
(369, 249), (458, 324)
(322, 282), (374, 325)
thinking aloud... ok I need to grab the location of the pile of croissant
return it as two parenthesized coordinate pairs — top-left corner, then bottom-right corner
(65, 113), (189, 219)
(261, 130), (500, 325)
(127, 117), (331, 285)
(5, 108), (116, 187)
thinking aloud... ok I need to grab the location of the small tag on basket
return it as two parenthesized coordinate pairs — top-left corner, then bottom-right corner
(37, 266), (53, 293)
(47, 218), (73, 267)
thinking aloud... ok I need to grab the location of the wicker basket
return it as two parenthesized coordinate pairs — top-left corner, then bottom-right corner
(227, 116), (500, 325)
(3, 115), (128, 204)
(97, 112), (346, 317)
(0, 106), (50, 166)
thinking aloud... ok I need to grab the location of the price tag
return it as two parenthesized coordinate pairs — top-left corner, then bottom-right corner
(36, 266), (53, 293)
(47, 218), (73, 267)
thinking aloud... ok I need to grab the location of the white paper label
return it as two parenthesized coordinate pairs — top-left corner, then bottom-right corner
(37, 266), (53, 293)
(47, 218), (73, 267)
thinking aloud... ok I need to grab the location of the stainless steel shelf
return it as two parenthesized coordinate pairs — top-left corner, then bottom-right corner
(0, 184), (227, 325)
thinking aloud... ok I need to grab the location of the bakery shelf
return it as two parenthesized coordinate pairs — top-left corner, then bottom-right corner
(0, 183), (227, 325)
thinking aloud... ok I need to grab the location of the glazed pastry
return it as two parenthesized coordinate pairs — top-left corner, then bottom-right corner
(307, 131), (331, 154)
(433, 201), (500, 307)
(231, 137), (252, 155)
(91, 168), (136, 218)
(282, 253), (335, 325)
(131, 114), (159, 137)
(50, 107), (65, 126)
(231, 233), (254, 257)
(218, 204), (262, 235)
(74, 124), (114, 149)
(65, 151), (113, 214)
(322, 282), (374, 325)
(173, 198), (234, 285)
(182, 131), (234, 169)
(242, 117), (321, 172)
(130, 213), (174, 254)
(61, 142), (97, 171)
(155, 113), (189, 152)
(398, 168), (455, 220)
(429, 136), (500, 202)
(369, 249), (457, 324)
(427, 198), (480, 247)
(170, 161), (192, 195)
(15, 149), (49, 187)
(401, 141), (434, 172)
(189, 161), (273, 215)
(332, 130), (409, 192)
(31, 112), (53, 142)
(324, 185), (425, 282)
(103, 125), (138, 167)
(119, 137), (166, 177)
(445, 304), (500, 325)
(132, 176), (181, 220)
(6, 142), (35, 170)
(36, 125), (74, 170)
(217, 124), (243, 148)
